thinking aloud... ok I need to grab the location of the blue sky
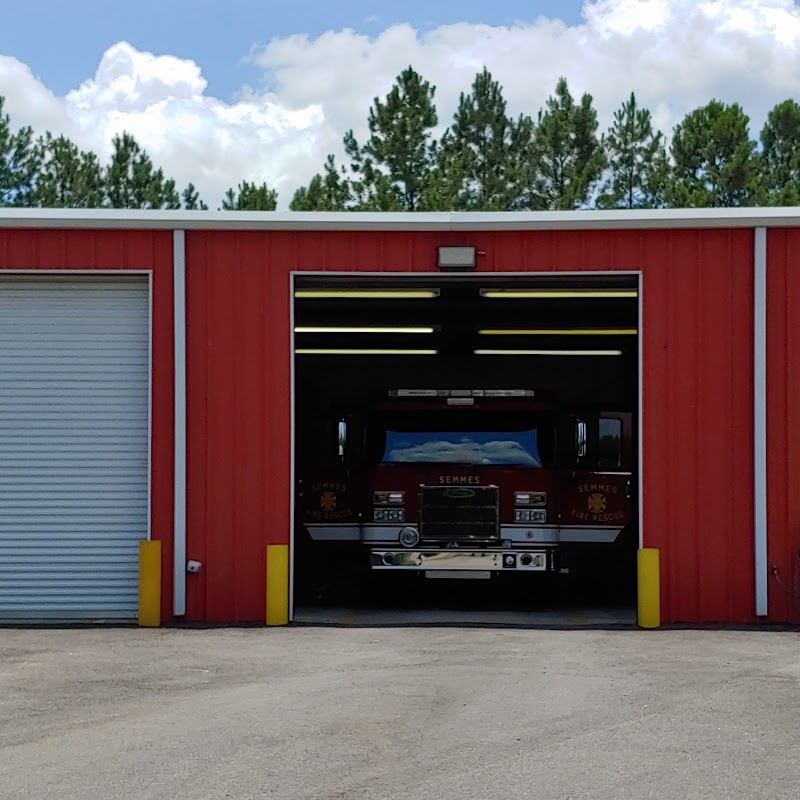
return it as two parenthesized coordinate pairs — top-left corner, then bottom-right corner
(0, 0), (584, 99)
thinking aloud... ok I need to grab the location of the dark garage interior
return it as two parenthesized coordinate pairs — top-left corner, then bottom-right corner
(292, 273), (640, 623)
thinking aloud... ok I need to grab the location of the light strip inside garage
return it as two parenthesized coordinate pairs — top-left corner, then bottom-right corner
(480, 289), (638, 299)
(295, 326), (435, 334)
(478, 328), (637, 336)
(474, 349), (623, 356)
(295, 290), (439, 299)
(296, 349), (438, 355)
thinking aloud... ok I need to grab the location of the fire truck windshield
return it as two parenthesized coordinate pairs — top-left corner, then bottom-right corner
(382, 429), (541, 466)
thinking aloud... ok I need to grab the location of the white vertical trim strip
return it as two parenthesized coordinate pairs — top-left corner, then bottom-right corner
(754, 227), (768, 617)
(147, 272), (154, 541)
(173, 230), (188, 616)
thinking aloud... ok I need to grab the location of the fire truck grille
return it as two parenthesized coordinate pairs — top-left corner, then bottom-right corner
(419, 485), (500, 541)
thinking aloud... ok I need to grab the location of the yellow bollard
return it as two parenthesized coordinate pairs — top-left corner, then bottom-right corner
(138, 540), (162, 627)
(266, 545), (290, 626)
(637, 548), (661, 629)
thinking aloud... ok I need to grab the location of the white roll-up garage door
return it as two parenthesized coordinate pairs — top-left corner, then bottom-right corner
(0, 276), (150, 620)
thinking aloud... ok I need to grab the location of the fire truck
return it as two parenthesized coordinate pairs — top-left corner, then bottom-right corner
(296, 389), (635, 591)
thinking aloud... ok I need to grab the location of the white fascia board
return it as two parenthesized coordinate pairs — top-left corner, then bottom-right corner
(2, 207), (800, 232)
(0, 209), (452, 231)
(447, 207), (800, 230)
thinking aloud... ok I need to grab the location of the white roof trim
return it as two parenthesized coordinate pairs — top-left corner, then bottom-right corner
(1, 207), (800, 231)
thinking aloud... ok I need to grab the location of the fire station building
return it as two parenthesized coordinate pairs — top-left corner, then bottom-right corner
(0, 208), (798, 627)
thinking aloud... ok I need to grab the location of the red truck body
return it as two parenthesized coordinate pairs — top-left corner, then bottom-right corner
(298, 390), (634, 576)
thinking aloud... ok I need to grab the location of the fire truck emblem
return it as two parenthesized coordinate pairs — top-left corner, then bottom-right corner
(587, 493), (607, 513)
(320, 492), (337, 512)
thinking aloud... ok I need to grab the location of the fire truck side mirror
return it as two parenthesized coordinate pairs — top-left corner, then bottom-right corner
(576, 420), (588, 459)
(337, 419), (347, 461)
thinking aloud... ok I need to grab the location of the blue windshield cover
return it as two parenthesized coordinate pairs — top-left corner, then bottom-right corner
(383, 430), (541, 466)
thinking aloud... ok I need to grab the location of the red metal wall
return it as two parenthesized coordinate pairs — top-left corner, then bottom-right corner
(767, 230), (800, 623)
(0, 229), (176, 620)
(185, 228), (757, 624)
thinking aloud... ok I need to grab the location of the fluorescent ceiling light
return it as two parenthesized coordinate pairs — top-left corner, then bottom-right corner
(474, 349), (623, 356)
(294, 326), (435, 334)
(295, 349), (438, 356)
(478, 328), (637, 336)
(295, 289), (439, 299)
(480, 289), (637, 299)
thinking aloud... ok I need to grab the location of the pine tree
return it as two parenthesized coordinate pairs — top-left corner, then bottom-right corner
(598, 93), (668, 209)
(221, 180), (278, 210)
(291, 68), (436, 211)
(290, 156), (351, 211)
(666, 100), (761, 207)
(432, 68), (533, 211)
(424, 133), (470, 211)
(341, 130), (402, 211)
(0, 97), (42, 206)
(27, 133), (104, 208)
(182, 182), (208, 210)
(105, 133), (180, 209)
(361, 66), (438, 210)
(523, 78), (605, 210)
(760, 99), (800, 206)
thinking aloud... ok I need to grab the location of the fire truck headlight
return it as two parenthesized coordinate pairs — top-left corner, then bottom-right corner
(374, 508), (406, 522)
(374, 491), (405, 505)
(399, 527), (420, 548)
(515, 491), (547, 507)
(515, 509), (547, 524)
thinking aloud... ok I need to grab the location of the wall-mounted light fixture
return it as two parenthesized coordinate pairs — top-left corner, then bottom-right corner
(437, 246), (479, 271)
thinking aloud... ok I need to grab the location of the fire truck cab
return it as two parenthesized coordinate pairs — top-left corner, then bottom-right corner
(297, 388), (635, 584)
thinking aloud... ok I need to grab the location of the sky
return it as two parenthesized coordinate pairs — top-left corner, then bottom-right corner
(1, 0), (799, 209)
(0, 1), (586, 99)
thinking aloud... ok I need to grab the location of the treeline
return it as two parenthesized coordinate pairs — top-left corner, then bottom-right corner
(2, 67), (800, 211)
(0, 98), (275, 211)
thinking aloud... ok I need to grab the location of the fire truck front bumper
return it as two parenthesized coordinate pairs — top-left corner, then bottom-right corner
(369, 548), (554, 572)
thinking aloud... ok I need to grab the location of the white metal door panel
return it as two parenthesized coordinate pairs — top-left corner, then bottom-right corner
(0, 276), (149, 620)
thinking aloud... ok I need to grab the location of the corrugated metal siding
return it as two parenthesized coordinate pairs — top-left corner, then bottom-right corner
(767, 229), (800, 623)
(0, 277), (148, 619)
(0, 229), (175, 620)
(186, 228), (756, 624)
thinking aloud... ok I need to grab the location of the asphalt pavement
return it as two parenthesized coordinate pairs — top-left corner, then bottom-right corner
(1, 626), (799, 799)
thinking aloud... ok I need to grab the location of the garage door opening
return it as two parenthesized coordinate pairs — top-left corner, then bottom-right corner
(291, 272), (640, 625)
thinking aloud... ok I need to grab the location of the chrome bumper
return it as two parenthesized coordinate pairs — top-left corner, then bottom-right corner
(305, 523), (622, 544)
(370, 548), (551, 571)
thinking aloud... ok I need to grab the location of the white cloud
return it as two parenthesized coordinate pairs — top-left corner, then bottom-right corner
(254, 0), (800, 152)
(1, 1), (800, 208)
(0, 56), (65, 135)
(1, 42), (325, 208)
